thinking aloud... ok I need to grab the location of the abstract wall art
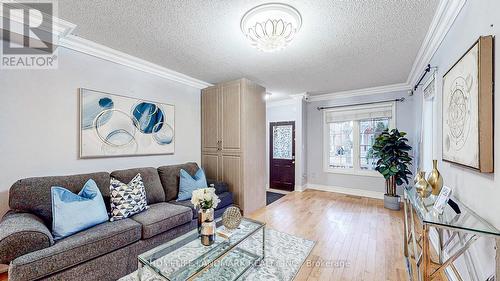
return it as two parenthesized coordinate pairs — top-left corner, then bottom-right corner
(442, 36), (493, 172)
(79, 88), (175, 158)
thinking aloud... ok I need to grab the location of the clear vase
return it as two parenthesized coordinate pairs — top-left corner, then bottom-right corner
(198, 208), (215, 246)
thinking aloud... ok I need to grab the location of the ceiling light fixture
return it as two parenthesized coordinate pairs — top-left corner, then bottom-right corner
(240, 3), (302, 52)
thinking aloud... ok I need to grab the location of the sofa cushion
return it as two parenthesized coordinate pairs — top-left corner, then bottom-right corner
(9, 218), (141, 281)
(177, 168), (208, 201)
(111, 167), (165, 204)
(158, 162), (199, 201)
(51, 179), (109, 240)
(0, 212), (54, 264)
(172, 191), (234, 219)
(9, 172), (110, 226)
(130, 202), (192, 239)
(207, 179), (229, 195)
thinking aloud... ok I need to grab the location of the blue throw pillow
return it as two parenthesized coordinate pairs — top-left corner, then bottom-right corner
(177, 168), (208, 201)
(51, 179), (109, 240)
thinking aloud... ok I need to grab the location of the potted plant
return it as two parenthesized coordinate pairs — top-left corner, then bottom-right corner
(372, 128), (413, 210)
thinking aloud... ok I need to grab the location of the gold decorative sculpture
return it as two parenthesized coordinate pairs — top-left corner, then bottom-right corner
(414, 170), (424, 184)
(427, 160), (444, 195)
(415, 171), (432, 198)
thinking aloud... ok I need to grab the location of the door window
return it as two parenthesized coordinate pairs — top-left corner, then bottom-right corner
(272, 125), (293, 160)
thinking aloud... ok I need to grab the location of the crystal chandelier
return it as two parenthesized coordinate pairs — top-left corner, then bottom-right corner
(240, 3), (302, 52)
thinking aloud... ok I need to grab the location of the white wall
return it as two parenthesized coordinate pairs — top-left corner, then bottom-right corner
(0, 46), (201, 217)
(266, 98), (307, 191)
(306, 90), (416, 196)
(265, 100), (298, 189)
(415, 0), (499, 278)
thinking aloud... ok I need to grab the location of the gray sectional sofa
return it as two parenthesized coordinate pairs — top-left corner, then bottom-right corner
(0, 162), (234, 281)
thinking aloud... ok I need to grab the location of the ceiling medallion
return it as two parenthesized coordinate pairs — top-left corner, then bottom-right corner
(240, 3), (302, 52)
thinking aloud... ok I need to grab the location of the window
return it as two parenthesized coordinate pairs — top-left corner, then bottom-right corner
(328, 121), (353, 169)
(323, 102), (395, 176)
(359, 118), (390, 170)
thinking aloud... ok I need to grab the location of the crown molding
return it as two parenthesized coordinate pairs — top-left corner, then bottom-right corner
(1, 4), (212, 89)
(290, 92), (309, 100)
(406, 0), (467, 86)
(306, 0), (466, 102)
(59, 35), (213, 89)
(308, 83), (411, 102)
(0, 2), (76, 44)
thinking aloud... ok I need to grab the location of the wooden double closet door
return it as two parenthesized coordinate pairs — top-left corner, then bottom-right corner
(201, 79), (266, 214)
(201, 80), (242, 198)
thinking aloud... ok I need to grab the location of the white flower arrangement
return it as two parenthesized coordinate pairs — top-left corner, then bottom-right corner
(191, 188), (221, 210)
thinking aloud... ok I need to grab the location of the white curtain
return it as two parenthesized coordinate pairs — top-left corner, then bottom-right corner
(418, 72), (436, 172)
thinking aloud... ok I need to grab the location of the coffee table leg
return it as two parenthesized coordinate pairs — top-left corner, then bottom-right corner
(258, 226), (265, 265)
(263, 226), (266, 260)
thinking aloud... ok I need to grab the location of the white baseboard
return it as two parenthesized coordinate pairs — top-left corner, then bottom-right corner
(294, 185), (305, 192)
(305, 183), (384, 200)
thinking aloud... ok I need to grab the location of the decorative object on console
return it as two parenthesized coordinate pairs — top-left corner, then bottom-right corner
(79, 88), (175, 158)
(432, 185), (452, 214)
(372, 129), (413, 210)
(415, 171), (432, 198)
(414, 169), (424, 184)
(51, 179), (108, 240)
(177, 168), (208, 201)
(109, 173), (149, 221)
(222, 206), (242, 230)
(427, 160), (443, 195)
(442, 36), (493, 173)
(191, 188), (220, 246)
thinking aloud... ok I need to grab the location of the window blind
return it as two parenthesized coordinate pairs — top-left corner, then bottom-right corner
(324, 103), (394, 123)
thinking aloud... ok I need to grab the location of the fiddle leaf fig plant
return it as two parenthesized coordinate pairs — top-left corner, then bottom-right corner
(372, 129), (413, 197)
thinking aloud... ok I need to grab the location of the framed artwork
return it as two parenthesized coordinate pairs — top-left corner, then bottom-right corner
(79, 88), (175, 158)
(442, 36), (493, 172)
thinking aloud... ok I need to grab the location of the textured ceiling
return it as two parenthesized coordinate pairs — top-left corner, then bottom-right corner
(58, 0), (438, 99)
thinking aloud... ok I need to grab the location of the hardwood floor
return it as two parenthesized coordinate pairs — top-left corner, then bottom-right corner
(249, 189), (410, 281)
(0, 189), (445, 281)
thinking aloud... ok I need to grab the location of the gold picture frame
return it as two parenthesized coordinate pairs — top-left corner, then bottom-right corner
(442, 36), (494, 173)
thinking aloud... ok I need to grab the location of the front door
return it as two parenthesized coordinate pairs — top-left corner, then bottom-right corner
(269, 121), (295, 191)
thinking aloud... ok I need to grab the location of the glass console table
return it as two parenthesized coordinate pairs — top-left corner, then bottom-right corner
(403, 187), (500, 281)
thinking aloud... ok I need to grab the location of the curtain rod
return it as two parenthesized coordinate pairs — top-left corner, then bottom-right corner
(316, 97), (405, 111)
(413, 64), (439, 91)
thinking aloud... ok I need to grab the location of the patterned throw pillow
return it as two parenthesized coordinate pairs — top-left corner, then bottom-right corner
(109, 173), (149, 221)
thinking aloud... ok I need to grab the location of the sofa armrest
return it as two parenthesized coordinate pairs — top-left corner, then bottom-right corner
(0, 211), (54, 264)
(207, 179), (229, 195)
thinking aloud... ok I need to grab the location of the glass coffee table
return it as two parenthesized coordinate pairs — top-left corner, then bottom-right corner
(138, 217), (265, 281)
